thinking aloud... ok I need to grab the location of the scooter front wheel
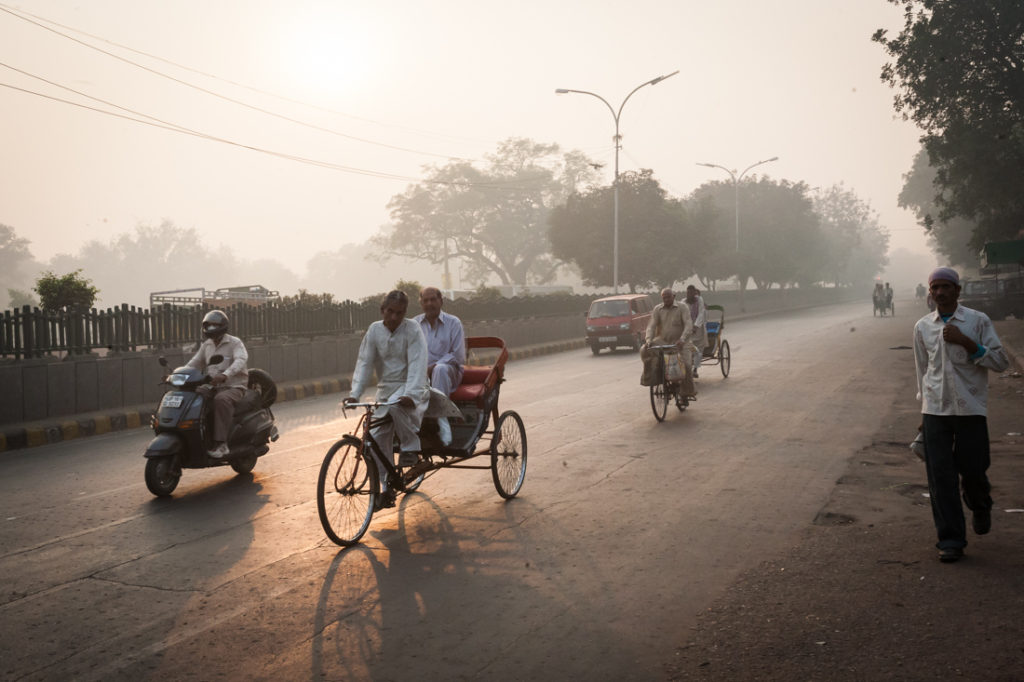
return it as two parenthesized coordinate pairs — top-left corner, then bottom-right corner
(145, 455), (180, 497)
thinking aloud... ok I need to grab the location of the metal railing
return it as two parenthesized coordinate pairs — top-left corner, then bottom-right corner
(0, 294), (599, 360)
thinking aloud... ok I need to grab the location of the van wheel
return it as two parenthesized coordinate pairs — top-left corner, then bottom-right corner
(631, 334), (641, 352)
(590, 344), (601, 355)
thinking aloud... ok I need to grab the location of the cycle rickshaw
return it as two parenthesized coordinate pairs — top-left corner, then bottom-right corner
(648, 305), (730, 422)
(698, 304), (731, 378)
(873, 289), (894, 316)
(317, 337), (527, 546)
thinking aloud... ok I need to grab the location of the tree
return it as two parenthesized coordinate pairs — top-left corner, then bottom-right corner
(874, 1), (1024, 248)
(280, 289), (335, 306)
(34, 269), (99, 310)
(813, 183), (890, 286)
(374, 138), (600, 287)
(392, 279), (422, 301)
(7, 288), (37, 308)
(690, 178), (824, 290)
(1, 224), (40, 309)
(549, 169), (703, 291)
(898, 148), (978, 267)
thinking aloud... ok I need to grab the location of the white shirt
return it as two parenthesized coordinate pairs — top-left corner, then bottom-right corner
(413, 310), (466, 370)
(913, 305), (1009, 416)
(349, 318), (430, 417)
(186, 334), (249, 388)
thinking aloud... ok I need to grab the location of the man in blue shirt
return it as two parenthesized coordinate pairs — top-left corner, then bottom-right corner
(414, 287), (466, 445)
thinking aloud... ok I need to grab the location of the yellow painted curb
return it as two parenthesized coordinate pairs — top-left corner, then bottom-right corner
(328, 379), (341, 393)
(294, 385), (306, 400)
(26, 428), (47, 448)
(94, 416), (112, 435)
(61, 422), (80, 441)
(313, 383), (324, 396)
(125, 412), (141, 429)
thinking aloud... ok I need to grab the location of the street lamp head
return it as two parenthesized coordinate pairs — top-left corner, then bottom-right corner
(648, 70), (680, 86)
(766, 156), (779, 162)
(554, 88), (570, 94)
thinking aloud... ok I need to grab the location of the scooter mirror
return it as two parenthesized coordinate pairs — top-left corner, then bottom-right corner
(158, 356), (168, 367)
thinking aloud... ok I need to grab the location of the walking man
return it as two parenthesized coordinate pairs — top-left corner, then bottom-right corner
(913, 267), (1008, 562)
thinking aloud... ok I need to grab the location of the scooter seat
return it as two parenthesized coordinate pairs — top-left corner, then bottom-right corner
(233, 389), (262, 418)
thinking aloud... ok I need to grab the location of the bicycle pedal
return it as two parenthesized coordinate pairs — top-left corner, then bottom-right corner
(403, 459), (433, 481)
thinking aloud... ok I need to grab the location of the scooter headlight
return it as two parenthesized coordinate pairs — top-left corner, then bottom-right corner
(168, 373), (189, 387)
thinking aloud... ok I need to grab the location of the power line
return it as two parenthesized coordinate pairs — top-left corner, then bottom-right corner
(0, 3), (477, 162)
(0, 0), (498, 149)
(0, 78), (552, 191)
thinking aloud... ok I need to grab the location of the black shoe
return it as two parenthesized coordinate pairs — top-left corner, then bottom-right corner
(972, 508), (992, 535)
(398, 451), (419, 467)
(939, 547), (964, 563)
(376, 489), (396, 510)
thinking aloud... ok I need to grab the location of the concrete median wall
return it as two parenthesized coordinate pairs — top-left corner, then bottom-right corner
(0, 313), (585, 426)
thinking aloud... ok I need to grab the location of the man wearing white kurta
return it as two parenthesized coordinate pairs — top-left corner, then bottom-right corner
(347, 291), (430, 468)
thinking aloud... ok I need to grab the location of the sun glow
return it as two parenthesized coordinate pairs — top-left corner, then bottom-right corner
(277, 9), (376, 98)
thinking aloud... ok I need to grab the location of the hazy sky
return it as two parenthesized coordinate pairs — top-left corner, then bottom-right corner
(1, 0), (928, 280)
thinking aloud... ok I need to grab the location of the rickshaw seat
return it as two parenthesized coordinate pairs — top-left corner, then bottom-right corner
(706, 321), (721, 335)
(449, 337), (508, 407)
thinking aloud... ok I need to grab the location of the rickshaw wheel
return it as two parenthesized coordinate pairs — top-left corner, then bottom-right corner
(491, 411), (527, 499)
(720, 340), (731, 378)
(650, 383), (669, 422)
(317, 436), (378, 546)
(402, 470), (425, 493)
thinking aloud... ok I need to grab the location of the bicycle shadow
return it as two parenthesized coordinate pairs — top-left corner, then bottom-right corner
(308, 488), (643, 680)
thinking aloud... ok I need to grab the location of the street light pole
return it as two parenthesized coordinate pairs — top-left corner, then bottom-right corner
(556, 70), (679, 293)
(696, 156), (778, 252)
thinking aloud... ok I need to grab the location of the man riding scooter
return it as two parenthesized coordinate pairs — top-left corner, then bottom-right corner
(187, 310), (249, 458)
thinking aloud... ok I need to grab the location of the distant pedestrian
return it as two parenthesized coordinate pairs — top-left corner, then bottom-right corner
(913, 266), (1009, 563)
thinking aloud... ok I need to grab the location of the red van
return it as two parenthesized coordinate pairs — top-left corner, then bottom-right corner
(585, 294), (653, 354)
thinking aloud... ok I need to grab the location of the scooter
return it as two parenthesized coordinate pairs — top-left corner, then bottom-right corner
(144, 355), (279, 497)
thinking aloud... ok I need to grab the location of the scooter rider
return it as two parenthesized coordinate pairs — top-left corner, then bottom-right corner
(186, 310), (249, 458)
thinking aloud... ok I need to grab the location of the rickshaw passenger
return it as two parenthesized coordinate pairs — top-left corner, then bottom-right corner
(642, 288), (696, 399)
(346, 290), (430, 472)
(685, 285), (707, 378)
(414, 286), (465, 445)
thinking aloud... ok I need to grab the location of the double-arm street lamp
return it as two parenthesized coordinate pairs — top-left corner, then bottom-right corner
(556, 70), (679, 293)
(696, 157), (779, 252)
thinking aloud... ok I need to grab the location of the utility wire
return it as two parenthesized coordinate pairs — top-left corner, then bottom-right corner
(0, 77), (551, 190)
(0, 0), (496, 148)
(0, 3), (476, 161)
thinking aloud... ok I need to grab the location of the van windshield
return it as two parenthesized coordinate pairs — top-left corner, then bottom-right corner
(589, 300), (630, 317)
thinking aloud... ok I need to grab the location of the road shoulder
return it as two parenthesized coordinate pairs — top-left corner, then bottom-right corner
(667, 319), (1024, 680)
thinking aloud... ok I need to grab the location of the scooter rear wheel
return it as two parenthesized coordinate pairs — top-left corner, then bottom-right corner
(145, 455), (180, 497)
(230, 454), (258, 474)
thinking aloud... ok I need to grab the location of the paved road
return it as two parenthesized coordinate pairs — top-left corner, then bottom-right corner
(0, 301), (918, 681)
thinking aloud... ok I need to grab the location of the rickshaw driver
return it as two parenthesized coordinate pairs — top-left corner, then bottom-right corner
(345, 290), (430, 485)
(684, 285), (706, 378)
(642, 288), (697, 400)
